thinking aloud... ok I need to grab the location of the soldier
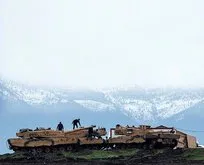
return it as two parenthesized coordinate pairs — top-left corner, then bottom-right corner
(57, 122), (64, 131)
(72, 119), (81, 129)
(170, 127), (176, 134)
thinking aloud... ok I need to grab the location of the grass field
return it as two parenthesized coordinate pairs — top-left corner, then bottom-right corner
(62, 149), (137, 160)
(1, 148), (204, 162)
(183, 148), (204, 160)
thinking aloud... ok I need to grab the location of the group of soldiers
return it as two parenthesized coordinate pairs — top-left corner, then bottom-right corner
(56, 119), (81, 131)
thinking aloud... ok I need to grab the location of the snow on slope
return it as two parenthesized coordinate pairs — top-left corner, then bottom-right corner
(74, 100), (115, 112)
(1, 78), (204, 121)
(101, 88), (204, 121)
(0, 79), (70, 105)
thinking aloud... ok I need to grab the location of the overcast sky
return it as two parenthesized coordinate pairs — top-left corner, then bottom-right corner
(0, 0), (204, 88)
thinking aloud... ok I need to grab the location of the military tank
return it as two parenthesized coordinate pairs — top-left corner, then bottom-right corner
(108, 125), (180, 149)
(8, 124), (196, 153)
(8, 126), (107, 153)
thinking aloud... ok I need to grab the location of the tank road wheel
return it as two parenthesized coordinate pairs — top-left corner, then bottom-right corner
(52, 147), (58, 153)
(29, 148), (38, 156)
(156, 142), (162, 149)
(66, 145), (73, 151)
(170, 139), (178, 148)
(36, 147), (43, 154)
(149, 144), (154, 150)
(142, 144), (148, 150)
(136, 143), (143, 149)
(115, 144), (124, 149)
(120, 144), (127, 149)
(44, 147), (51, 153)
(12, 147), (18, 152)
(52, 147), (56, 153)
(149, 140), (156, 150)
(91, 145), (99, 150)
(59, 147), (65, 152)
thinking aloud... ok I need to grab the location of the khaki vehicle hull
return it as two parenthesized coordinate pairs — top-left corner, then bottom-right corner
(8, 137), (79, 148)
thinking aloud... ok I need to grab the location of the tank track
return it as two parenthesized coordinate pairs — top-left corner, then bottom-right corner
(11, 139), (178, 156)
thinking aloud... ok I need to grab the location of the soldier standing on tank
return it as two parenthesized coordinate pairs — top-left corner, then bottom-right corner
(57, 122), (64, 131)
(72, 119), (81, 129)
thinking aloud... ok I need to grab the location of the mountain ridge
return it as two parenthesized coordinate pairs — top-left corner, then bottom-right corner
(1, 78), (204, 122)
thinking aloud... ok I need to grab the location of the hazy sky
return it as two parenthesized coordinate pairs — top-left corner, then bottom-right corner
(0, 0), (204, 88)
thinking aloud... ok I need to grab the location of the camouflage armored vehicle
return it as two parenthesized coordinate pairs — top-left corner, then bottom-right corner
(8, 126), (107, 153)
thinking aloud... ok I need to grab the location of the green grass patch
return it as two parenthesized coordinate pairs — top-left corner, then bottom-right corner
(0, 152), (25, 160)
(63, 149), (137, 160)
(183, 148), (204, 160)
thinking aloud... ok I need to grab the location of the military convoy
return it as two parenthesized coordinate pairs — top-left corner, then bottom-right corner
(7, 124), (197, 153)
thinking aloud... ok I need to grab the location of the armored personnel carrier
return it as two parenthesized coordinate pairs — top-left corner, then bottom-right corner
(8, 126), (107, 153)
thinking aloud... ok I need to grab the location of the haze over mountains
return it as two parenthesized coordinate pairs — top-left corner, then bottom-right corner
(1, 78), (204, 154)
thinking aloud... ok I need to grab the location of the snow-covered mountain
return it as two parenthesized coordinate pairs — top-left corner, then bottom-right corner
(1, 78), (204, 122)
(102, 88), (204, 121)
